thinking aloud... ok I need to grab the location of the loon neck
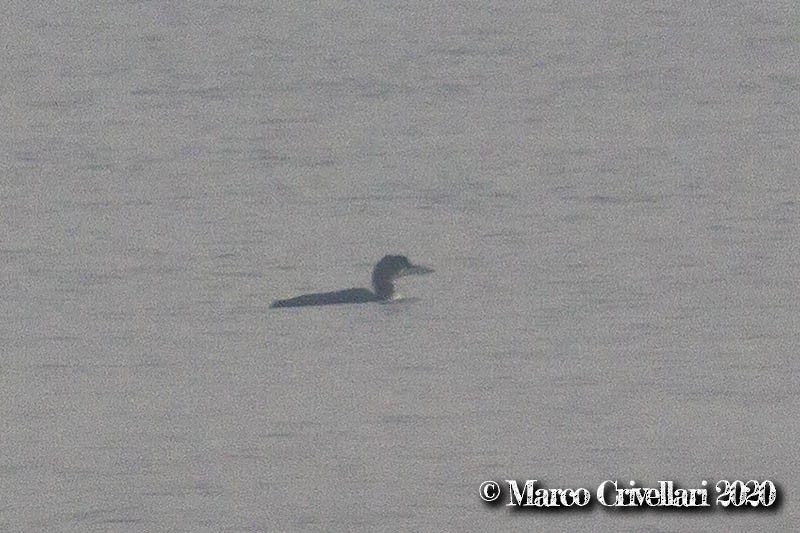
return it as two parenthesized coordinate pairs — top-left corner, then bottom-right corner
(372, 279), (394, 300)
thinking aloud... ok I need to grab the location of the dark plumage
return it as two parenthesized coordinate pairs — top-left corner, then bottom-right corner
(270, 255), (434, 308)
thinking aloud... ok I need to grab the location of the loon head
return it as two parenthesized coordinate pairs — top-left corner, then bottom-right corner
(371, 255), (434, 300)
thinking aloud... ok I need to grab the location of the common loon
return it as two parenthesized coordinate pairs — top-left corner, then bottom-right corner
(270, 255), (434, 308)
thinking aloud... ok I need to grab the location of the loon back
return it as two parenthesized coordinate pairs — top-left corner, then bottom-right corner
(270, 254), (434, 308)
(269, 288), (378, 308)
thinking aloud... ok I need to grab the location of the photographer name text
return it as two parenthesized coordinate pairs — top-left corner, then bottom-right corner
(479, 479), (777, 509)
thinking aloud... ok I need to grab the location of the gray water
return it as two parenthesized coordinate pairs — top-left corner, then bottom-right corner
(2, 2), (798, 531)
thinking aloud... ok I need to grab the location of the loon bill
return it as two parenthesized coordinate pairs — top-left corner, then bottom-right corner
(270, 255), (434, 308)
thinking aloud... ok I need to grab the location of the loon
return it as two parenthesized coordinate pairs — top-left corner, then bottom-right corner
(270, 255), (434, 308)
